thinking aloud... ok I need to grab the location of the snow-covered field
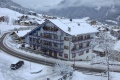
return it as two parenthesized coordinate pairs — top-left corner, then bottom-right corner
(0, 22), (30, 32)
(0, 43), (119, 80)
(0, 50), (109, 80)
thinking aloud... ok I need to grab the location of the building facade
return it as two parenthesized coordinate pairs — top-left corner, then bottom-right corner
(24, 19), (98, 60)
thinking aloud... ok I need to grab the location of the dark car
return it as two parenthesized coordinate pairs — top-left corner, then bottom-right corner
(10, 61), (24, 70)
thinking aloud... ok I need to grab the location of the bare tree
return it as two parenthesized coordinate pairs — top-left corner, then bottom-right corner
(91, 31), (116, 80)
(52, 61), (74, 76)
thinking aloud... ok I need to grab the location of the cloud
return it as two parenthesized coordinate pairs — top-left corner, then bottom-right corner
(59, 0), (120, 7)
(12, 0), (120, 11)
(11, 0), (62, 9)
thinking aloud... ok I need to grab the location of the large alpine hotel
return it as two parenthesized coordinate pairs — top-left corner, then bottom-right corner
(24, 19), (98, 60)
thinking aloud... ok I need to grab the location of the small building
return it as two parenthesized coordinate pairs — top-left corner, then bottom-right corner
(114, 41), (120, 61)
(90, 20), (97, 25)
(93, 47), (105, 57)
(0, 16), (5, 22)
(20, 21), (31, 26)
(110, 29), (120, 39)
(28, 11), (37, 16)
(20, 15), (29, 20)
(11, 30), (31, 43)
(24, 19), (98, 61)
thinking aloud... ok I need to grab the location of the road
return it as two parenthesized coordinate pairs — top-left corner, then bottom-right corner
(0, 33), (115, 73)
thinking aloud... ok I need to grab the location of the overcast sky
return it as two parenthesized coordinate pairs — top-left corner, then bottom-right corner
(12, 0), (62, 8)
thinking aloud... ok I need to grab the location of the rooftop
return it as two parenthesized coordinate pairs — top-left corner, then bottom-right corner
(49, 18), (98, 36)
(15, 30), (31, 37)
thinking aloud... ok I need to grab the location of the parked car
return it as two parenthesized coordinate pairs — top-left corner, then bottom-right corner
(10, 61), (24, 70)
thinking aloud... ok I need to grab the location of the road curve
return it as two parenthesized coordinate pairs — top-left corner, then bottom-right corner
(0, 33), (117, 72)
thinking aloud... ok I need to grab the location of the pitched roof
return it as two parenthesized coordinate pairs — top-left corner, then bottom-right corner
(49, 19), (98, 35)
(15, 30), (31, 37)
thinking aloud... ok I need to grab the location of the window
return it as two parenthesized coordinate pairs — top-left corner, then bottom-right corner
(79, 51), (84, 56)
(72, 53), (76, 58)
(64, 54), (68, 58)
(54, 43), (58, 47)
(36, 39), (39, 43)
(40, 33), (43, 36)
(54, 35), (58, 39)
(64, 46), (69, 50)
(78, 36), (83, 40)
(64, 37), (69, 41)
(29, 37), (32, 41)
(79, 43), (83, 48)
(86, 49), (89, 53)
(72, 36), (75, 41)
(79, 36), (83, 40)
(85, 34), (90, 39)
(73, 44), (76, 50)
(59, 52), (63, 57)
(87, 35), (90, 39)
(86, 42), (90, 47)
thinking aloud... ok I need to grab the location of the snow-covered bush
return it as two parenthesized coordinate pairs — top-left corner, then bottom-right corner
(91, 31), (117, 80)
(52, 61), (74, 75)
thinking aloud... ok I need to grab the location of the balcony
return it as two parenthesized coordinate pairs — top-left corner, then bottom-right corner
(41, 45), (63, 52)
(40, 37), (63, 44)
(29, 35), (63, 44)
(44, 30), (57, 34)
(72, 47), (91, 53)
(72, 38), (93, 45)
(29, 35), (40, 39)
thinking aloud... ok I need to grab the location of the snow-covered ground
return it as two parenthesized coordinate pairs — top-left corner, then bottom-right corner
(0, 7), (120, 80)
(5, 35), (120, 72)
(0, 50), (108, 80)
(0, 48), (119, 80)
(0, 22), (30, 32)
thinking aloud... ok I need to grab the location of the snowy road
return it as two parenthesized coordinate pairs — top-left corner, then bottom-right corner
(1, 33), (120, 73)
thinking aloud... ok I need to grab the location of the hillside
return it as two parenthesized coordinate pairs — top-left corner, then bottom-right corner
(0, 0), (31, 14)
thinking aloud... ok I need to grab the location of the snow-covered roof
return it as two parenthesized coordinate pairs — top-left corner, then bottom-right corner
(15, 30), (31, 37)
(112, 29), (120, 32)
(93, 47), (104, 52)
(49, 19), (98, 35)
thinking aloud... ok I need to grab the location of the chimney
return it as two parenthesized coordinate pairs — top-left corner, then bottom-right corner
(78, 23), (80, 26)
(68, 27), (71, 32)
(70, 18), (72, 22)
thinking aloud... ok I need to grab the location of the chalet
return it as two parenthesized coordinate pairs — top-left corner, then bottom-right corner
(20, 21), (31, 26)
(90, 20), (97, 25)
(11, 30), (31, 43)
(24, 19), (98, 60)
(20, 15), (29, 20)
(28, 11), (37, 16)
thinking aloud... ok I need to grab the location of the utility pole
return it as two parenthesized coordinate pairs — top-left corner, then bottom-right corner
(74, 52), (75, 68)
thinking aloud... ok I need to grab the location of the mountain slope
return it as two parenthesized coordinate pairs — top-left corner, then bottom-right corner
(0, 0), (31, 14)
(39, 0), (120, 25)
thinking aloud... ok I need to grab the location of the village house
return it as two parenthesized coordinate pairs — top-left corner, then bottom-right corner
(24, 19), (98, 60)
(28, 11), (37, 16)
(11, 30), (31, 44)
(0, 16), (5, 22)
(43, 15), (57, 19)
(110, 29), (120, 40)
